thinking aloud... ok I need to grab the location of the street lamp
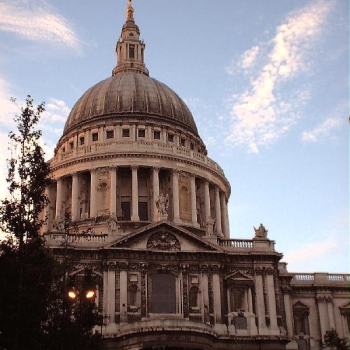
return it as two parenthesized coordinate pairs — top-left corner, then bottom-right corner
(67, 288), (96, 301)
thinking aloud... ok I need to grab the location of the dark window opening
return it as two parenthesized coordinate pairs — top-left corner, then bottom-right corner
(129, 45), (135, 59)
(168, 134), (174, 143)
(80, 137), (85, 145)
(190, 143), (194, 150)
(122, 129), (130, 137)
(69, 141), (74, 150)
(92, 133), (98, 142)
(154, 130), (161, 140)
(128, 284), (138, 306)
(138, 202), (148, 221)
(180, 138), (185, 147)
(189, 286), (199, 308)
(138, 129), (145, 138)
(150, 274), (176, 314)
(121, 202), (131, 220)
(106, 130), (114, 139)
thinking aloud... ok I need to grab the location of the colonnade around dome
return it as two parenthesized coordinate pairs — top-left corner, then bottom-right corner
(43, 164), (230, 239)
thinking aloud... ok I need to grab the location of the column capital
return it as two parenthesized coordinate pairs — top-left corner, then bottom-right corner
(131, 165), (138, 171)
(152, 166), (160, 172)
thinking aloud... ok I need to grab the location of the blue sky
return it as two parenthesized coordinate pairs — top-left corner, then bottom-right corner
(0, 0), (348, 273)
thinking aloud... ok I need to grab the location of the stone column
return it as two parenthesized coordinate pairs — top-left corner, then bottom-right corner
(327, 297), (335, 330)
(131, 166), (139, 221)
(248, 287), (253, 313)
(283, 289), (294, 337)
(152, 167), (160, 221)
(204, 180), (211, 221)
(220, 193), (230, 238)
(255, 273), (267, 331)
(71, 173), (79, 221)
(212, 272), (222, 323)
(55, 178), (63, 219)
(172, 169), (181, 223)
(110, 167), (117, 217)
(190, 175), (198, 227)
(120, 270), (128, 323)
(214, 187), (222, 236)
(266, 273), (279, 332)
(90, 169), (97, 218)
(317, 296), (328, 342)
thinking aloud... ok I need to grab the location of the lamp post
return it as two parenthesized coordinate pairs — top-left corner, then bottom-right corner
(65, 269), (100, 349)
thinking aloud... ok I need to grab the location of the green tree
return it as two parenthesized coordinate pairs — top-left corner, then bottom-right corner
(324, 329), (349, 350)
(0, 96), (103, 350)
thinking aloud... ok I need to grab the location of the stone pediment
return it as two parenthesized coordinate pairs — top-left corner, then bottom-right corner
(293, 301), (309, 309)
(340, 302), (350, 310)
(225, 271), (253, 283)
(104, 221), (222, 252)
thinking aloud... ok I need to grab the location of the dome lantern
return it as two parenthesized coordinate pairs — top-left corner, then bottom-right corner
(112, 0), (149, 76)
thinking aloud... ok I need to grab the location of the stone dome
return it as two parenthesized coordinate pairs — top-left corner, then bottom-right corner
(63, 72), (199, 136)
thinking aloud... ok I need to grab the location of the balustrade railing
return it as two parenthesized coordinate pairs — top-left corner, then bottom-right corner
(46, 233), (107, 245)
(54, 140), (224, 175)
(218, 239), (253, 249)
(292, 273), (350, 285)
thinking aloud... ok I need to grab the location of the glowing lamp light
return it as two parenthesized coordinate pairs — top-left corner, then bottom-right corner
(85, 290), (95, 299)
(68, 290), (78, 299)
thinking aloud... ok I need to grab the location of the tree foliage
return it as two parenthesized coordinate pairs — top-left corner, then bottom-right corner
(0, 96), (103, 350)
(0, 96), (51, 247)
(324, 329), (349, 350)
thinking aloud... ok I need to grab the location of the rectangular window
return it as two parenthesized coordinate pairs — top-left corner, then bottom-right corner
(121, 202), (131, 220)
(122, 129), (130, 137)
(92, 133), (98, 142)
(168, 134), (174, 143)
(129, 45), (135, 59)
(69, 141), (74, 150)
(106, 130), (114, 139)
(80, 136), (85, 145)
(190, 143), (194, 150)
(138, 129), (145, 138)
(154, 130), (161, 140)
(138, 202), (148, 221)
(180, 138), (185, 147)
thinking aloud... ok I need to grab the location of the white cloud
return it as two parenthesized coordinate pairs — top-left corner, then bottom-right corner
(42, 98), (70, 124)
(225, 0), (333, 152)
(302, 116), (341, 142)
(226, 46), (260, 75)
(0, 0), (81, 52)
(284, 238), (337, 266)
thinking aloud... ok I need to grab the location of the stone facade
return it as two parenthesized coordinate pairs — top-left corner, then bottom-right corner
(43, 2), (349, 349)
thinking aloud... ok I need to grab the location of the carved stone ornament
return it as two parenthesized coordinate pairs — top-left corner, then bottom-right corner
(147, 232), (180, 251)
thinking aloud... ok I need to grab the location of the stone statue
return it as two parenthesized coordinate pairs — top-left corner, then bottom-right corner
(206, 216), (215, 236)
(108, 217), (118, 234)
(254, 223), (268, 238)
(156, 193), (169, 216)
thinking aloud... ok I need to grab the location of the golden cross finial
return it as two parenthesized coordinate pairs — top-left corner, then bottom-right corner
(126, 0), (134, 22)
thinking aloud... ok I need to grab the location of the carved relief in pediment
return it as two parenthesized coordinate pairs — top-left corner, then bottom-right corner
(146, 232), (180, 251)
